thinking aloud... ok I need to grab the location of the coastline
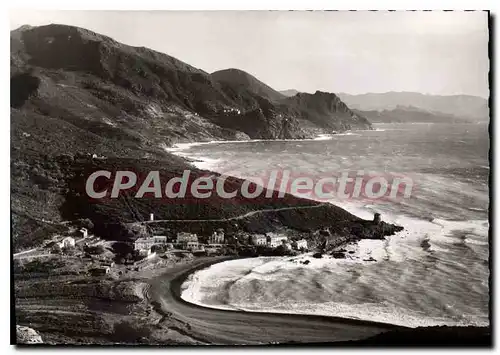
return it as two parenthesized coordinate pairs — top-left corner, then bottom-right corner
(164, 131), (367, 154)
(148, 256), (490, 346)
(158, 124), (488, 333)
(165, 126), (390, 154)
(148, 256), (405, 345)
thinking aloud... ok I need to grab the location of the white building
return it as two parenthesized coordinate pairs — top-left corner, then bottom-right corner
(184, 241), (200, 251)
(59, 236), (75, 248)
(209, 229), (225, 244)
(266, 233), (288, 248)
(135, 236), (168, 251)
(177, 232), (198, 243)
(295, 239), (308, 250)
(79, 228), (88, 238)
(134, 238), (155, 251)
(251, 234), (267, 246)
(153, 236), (167, 244)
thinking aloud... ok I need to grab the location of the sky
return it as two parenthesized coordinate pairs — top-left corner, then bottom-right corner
(9, 10), (490, 97)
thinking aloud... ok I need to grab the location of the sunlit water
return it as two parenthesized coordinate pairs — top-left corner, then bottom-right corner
(171, 122), (490, 327)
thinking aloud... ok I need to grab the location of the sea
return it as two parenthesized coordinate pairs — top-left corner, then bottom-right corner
(169, 122), (490, 328)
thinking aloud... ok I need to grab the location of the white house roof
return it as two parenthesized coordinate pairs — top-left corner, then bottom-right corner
(135, 238), (153, 243)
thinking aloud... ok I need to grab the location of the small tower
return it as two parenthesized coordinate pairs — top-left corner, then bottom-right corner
(150, 213), (154, 222)
(373, 213), (381, 225)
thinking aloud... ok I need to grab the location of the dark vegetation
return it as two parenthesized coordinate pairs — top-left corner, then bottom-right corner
(11, 72), (40, 108)
(10, 23), (387, 253)
(11, 149), (401, 251)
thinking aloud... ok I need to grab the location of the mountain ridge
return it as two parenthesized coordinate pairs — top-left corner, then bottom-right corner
(337, 91), (489, 121)
(10, 23), (376, 252)
(211, 68), (286, 102)
(279, 89), (301, 97)
(12, 23), (371, 145)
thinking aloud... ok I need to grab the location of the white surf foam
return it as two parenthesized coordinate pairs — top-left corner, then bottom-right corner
(165, 131), (366, 154)
(180, 257), (489, 328)
(313, 134), (335, 141)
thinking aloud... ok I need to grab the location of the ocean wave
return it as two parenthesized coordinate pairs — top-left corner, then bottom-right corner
(189, 157), (222, 170)
(180, 256), (489, 328)
(171, 125), (489, 330)
(165, 132), (365, 154)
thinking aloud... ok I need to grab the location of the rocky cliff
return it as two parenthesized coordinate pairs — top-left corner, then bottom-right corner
(16, 325), (44, 344)
(11, 23), (371, 148)
(10, 24), (378, 252)
(282, 91), (372, 131)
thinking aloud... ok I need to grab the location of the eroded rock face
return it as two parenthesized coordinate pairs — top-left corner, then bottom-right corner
(11, 23), (372, 144)
(16, 325), (43, 344)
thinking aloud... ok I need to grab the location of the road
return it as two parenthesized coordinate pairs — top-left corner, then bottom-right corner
(141, 204), (327, 224)
(149, 257), (404, 345)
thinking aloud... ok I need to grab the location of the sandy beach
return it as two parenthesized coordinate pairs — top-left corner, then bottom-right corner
(148, 256), (403, 345)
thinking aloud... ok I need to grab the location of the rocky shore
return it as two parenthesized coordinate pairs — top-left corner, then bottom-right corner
(16, 325), (43, 344)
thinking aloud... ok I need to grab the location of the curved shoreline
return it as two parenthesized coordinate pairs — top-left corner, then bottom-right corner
(149, 256), (405, 345)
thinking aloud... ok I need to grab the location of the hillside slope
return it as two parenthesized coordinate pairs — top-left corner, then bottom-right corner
(211, 68), (285, 102)
(11, 24), (371, 145)
(281, 91), (373, 132)
(10, 24), (382, 252)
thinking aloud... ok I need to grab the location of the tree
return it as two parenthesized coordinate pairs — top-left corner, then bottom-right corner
(52, 243), (62, 254)
(80, 218), (94, 231)
(274, 245), (288, 256)
(84, 245), (104, 255)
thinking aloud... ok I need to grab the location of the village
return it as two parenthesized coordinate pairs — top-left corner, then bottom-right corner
(13, 210), (395, 282)
(13, 212), (311, 279)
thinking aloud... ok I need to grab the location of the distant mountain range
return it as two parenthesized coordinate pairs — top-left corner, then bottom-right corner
(337, 92), (489, 122)
(280, 90), (489, 123)
(279, 89), (300, 97)
(354, 106), (479, 124)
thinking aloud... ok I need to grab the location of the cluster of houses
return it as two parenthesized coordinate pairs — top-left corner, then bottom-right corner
(133, 227), (308, 255)
(251, 233), (308, 250)
(134, 229), (226, 254)
(52, 228), (89, 250)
